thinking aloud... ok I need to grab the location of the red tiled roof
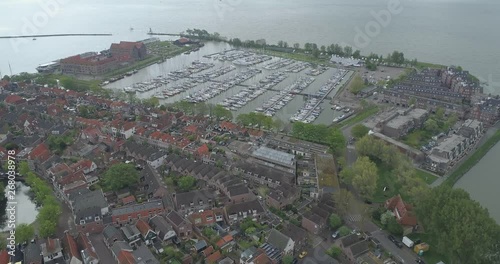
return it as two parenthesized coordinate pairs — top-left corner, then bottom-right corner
(197, 144), (210, 156)
(70, 159), (93, 173)
(5, 94), (25, 104)
(122, 121), (136, 131)
(135, 127), (147, 136)
(220, 121), (238, 131)
(117, 250), (135, 264)
(64, 232), (81, 260)
(216, 234), (234, 248)
(122, 195), (136, 205)
(385, 194), (418, 226)
(202, 246), (214, 257)
(248, 129), (264, 138)
(61, 54), (116, 66)
(0, 250), (9, 264)
(184, 124), (198, 133)
(58, 172), (86, 186)
(178, 38), (190, 44)
(76, 233), (98, 259)
(28, 143), (50, 162)
(76, 117), (103, 127)
(176, 138), (191, 149)
(205, 250), (222, 264)
(0, 80), (9, 87)
(136, 219), (152, 237)
(110, 41), (144, 51)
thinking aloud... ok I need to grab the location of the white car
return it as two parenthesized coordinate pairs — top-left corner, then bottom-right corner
(332, 230), (340, 239)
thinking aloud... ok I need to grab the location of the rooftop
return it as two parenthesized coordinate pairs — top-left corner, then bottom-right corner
(252, 146), (295, 167)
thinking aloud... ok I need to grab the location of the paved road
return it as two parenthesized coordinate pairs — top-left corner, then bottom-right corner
(371, 230), (418, 264)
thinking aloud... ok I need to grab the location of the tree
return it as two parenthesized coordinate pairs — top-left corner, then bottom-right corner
(328, 213), (342, 229)
(202, 227), (216, 238)
(386, 217), (404, 236)
(293, 43), (300, 49)
(2, 75), (10, 81)
(213, 105), (232, 120)
(320, 45), (326, 53)
(15, 224), (34, 243)
(352, 50), (361, 59)
(177, 176), (196, 191)
(349, 74), (366, 94)
(282, 255), (294, 264)
(312, 49), (320, 58)
(327, 128), (346, 157)
(38, 220), (57, 238)
(346, 156), (378, 200)
(142, 97), (160, 108)
(326, 246), (342, 258)
(351, 124), (370, 139)
(333, 189), (354, 216)
(277, 40), (284, 48)
(283, 42), (288, 48)
(343, 46), (353, 57)
(245, 227), (256, 236)
(338, 226), (351, 237)
(103, 163), (139, 191)
(231, 38), (242, 46)
(272, 118), (284, 132)
(415, 185), (500, 264)
(424, 118), (439, 133)
(380, 211), (394, 225)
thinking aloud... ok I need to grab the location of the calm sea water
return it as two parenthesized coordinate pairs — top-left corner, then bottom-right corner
(1, 0), (499, 222)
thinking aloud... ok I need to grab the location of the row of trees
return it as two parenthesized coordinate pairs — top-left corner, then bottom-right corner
(19, 161), (62, 239)
(290, 122), (346, 157)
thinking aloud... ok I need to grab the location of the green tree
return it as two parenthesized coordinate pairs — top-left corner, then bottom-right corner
(202, 227), (216, 238)
(424, 118), (439, 133)
(213, 105), (233, 120)
(15, 223), (35, 243)
(346, 156), (378, 199)
(231, 38), (242, 46)
(415, 185), (500, 264)
(103, 163), (139, 191)
(352, 50), (361, 59)
(177, 176), (196, 191)
(328, 213), (342, 229)
(326, 246), (342, 258)
(327, 128), (346, 157)
(338, 226), (351, 237)
(282, 255), (294, 264)
(349, 74), (366, 94)
(143, 97), (160, 108)
(386, 216), (404, 236)
(351, 124), (370, 139)
(38, 220), (57, 238)
(333, 189), (353, 216)
(293, 43), (300, 49)
(245, 227), (256, 236)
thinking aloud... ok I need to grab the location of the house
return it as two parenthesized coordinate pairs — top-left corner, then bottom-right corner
(225, 200), (265, 225)
(240, 246), (258, 264)
(110, 241), (133, 263)
(103, 225), (125, 248)
(301, 211), (327, 235)
(281, 223), (308, 253)
(215, 234), (235, 253)
(149, 215), (176, 241)
(70, 159), (97, 174)
(4, 94), (26, 105)
(188, 208), (225, 227)
(70, 189), (109, 234)
(206, 250), (223, 264)
(0, 250), (10, 264)
(166, 211), (193, 239)
(60, 52), (118, 75)
(385, 194), (418, 227)
(76, 233), (99, 264)
(28, 142), (51, 163)
(111, 199), (165, 225)
(136, 219), (157, 245)
(173, 189), (215, 214)
(110, 41), (147, 62)
(380, 108), (429, 139)
(251, 146), (296, 174)
(121, 224), (142, 245)
(63, 232), (82, 264)
(24, 241), (42, 264)
(218, 257), (235, 264)
(117, 244), (160, 264)
(340, 235), (369, 263)
(41, 238), (64, 264)
(266, 184), (300, 210)
(194, 240), (208, 253)
(266, 229), (294, 255)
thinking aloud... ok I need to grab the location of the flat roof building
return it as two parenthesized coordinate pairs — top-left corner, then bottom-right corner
(252, 146), (296, 174)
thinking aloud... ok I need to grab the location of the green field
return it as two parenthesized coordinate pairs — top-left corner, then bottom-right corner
(372, 163), (400, 203)
(407, 233), (449, 264)
(414, 168), (438, 185)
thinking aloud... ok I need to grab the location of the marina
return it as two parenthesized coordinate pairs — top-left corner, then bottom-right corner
(290, 69), (348, 123)
(104, 44), (353, 125)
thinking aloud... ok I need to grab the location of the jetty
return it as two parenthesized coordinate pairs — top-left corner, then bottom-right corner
(0, 33), (112, 39)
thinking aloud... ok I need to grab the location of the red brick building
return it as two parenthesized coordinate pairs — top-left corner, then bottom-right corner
(60, 52), (118, 75)
(112, 200), (165, 225)
(110, 41), (147, 62)
(385, 194), (417, 227)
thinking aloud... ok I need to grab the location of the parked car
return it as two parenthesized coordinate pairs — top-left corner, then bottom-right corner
(332, 230), (340, 239)
(388, 235), (403, 248)
(371, 237), (381, 248)
(298, 251), (308, 259)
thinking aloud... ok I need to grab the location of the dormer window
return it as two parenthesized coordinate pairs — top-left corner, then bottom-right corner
(95, 216), (100, 221)
(80, 220), (86, 225)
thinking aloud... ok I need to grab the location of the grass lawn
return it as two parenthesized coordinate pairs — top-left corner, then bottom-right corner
(414, 169), (438, 185)
(333, 105), (379, 129)
(316, 155), (339, 189)
(402, 130), (429, 148)
(407, 233), (449, 264)
(372, 163), (400, 203)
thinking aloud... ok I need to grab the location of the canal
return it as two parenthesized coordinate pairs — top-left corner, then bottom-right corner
(0, 182), (39, 231)
(455, 142), (500, 224)
(105, 41), (351, 125)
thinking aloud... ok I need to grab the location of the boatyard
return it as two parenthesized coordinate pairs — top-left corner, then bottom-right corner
(104, 43), (354, 125)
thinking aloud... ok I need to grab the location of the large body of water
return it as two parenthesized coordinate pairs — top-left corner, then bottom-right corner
(1, 0), (499, 222)
(0, 182), (39, 231)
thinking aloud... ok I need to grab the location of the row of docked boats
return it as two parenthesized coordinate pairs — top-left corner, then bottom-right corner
(306, 66), (329, 76)
(263, 58), (295, 70)
(184, 68), (262, 103)
(215, 50), (254, 61)
(218, 72), (288, 111)
(166, 60), (215, 81)
(256, 76), (316, 117)
(284, 62), (310, 73)
(290, 98), (322, 123)
(290, 69), (348, 123)
(192, 65), (236, 81)
(233, 55), (273, 66)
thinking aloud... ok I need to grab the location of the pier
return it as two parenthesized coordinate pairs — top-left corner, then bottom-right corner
(0, 33), (112, 39)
